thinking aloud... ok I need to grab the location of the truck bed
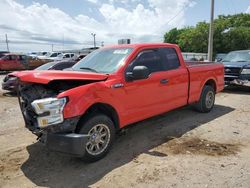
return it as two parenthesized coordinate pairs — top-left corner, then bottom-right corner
(185, 61), (224, 104)
(185, 61), (215, 67)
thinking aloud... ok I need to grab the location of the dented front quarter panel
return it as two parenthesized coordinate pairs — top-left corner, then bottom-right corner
(57, 75), (125, 124)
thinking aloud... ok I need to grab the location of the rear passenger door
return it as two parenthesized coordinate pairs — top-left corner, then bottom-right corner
(158, 48), (189, 110)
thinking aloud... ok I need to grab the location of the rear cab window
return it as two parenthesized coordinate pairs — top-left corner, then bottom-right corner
(159, 48), (180, 70)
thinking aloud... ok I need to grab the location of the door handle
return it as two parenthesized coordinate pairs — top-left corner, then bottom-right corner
(160, 79), (168, 84)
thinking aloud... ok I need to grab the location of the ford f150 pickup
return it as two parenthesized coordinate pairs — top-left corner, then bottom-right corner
(15, 43), (224, 162)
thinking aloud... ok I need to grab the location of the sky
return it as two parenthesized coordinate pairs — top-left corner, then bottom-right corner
(0, 0), (249, 52)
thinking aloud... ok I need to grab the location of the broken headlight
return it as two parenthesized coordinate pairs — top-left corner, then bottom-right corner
(31, 97), (67, 128)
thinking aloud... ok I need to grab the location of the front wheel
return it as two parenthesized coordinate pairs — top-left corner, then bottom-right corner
(79, 114), (115, 162)
(193, 85), (215, 113)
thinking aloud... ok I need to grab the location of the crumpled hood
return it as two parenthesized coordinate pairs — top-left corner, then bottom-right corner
(15, 70), (108, 84)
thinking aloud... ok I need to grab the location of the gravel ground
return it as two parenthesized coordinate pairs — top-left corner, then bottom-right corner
(0, 74), (250, 188)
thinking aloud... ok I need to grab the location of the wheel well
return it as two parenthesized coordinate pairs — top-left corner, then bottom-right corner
(204, 79), (216, 92)
(75, 103), (120, 133)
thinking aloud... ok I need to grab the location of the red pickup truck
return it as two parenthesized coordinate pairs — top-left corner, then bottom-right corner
(16, 43), (224, 162)
(0, 53), (47, 71)
(0, 53), (29, 70)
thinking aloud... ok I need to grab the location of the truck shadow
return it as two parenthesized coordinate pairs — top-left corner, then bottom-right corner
(223, 85), (250, 95)
(21, 104), (234, 187)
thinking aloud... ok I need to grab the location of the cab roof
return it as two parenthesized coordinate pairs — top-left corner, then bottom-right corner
(103, 43), (178, 49)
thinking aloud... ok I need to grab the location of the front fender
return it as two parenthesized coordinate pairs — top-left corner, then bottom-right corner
(57, 82), (123, 120)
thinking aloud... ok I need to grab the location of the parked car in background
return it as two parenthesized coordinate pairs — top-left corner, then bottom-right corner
(0, 53), (49, 71)
(75, 54), (86, 62)
(215, 53), (227, 62)
(27, 52), (39, 58)
(44, 52), (63, 61)
(0, 53), (29, 70)
(52, 53), (77, 61)
(222, 50), (250, 87)
(36, 52), (51, 59)
(2, 60), (76, 92)
(27, 56), (49, 69)
(36, 60), (76, 70)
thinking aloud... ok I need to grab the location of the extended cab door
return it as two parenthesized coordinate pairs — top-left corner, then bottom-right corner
(157, 47), (189, 110)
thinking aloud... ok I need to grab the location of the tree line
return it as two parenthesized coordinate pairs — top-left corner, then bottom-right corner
(164, 13), (250, 55)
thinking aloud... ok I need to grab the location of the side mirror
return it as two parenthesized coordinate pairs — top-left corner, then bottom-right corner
(126, 66), (149, 81)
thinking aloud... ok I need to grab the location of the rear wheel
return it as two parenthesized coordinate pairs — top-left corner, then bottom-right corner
(78, 114), (115, 162)
(193, 85), (215, 113)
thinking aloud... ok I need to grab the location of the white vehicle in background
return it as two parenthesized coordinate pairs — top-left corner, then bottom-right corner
(52, 53), (77, 61)
(27, 52), (39, 58)
(61, 53), (77, 61)
(45, 52), (63, 61)
(37, 52), (51, 59)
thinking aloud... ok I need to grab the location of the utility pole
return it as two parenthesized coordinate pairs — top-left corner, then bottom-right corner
(51, 44), (54, 52)
(91, 33), (96, 48)
(207, 0), (214, 61)
(5, 34), (9, 52)
(63, 34), (65, 51)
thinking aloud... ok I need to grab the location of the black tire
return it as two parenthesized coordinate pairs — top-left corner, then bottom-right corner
(193, 85), (215, 113)
(78, 114), (115, 162)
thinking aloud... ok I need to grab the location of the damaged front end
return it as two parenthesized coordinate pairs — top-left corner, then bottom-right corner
(17, 79), (100, 157)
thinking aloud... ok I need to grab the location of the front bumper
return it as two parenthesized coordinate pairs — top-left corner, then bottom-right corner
(46, 133), (89, 157)
(32, 117), (89, 157)
(28, 116), (81, 135)
(225, 75), (250, 87)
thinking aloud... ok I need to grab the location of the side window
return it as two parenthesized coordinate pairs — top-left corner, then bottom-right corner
(64, 54), (70, 58)
(3, 55), (11, 60)
(159, 48), (180, 70)
(132, 50), (164, 74)
(11, 55), (17, 60)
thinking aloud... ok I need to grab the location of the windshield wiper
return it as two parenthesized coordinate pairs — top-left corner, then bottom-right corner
(79, 67), (99, 73)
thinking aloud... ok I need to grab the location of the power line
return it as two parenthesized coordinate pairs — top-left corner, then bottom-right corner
(164, 4), (190, 26)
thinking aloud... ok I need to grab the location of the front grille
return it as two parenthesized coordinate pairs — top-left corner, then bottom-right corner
(224, 67), (241, 76)
(18, 94), (38, 131)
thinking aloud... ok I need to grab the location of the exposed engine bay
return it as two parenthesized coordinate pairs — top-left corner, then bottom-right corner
(18, 79), (99, 136)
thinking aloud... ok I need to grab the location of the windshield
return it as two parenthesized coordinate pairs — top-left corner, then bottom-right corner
(72, 47), (133, 73)
(223, 51), (250, 62)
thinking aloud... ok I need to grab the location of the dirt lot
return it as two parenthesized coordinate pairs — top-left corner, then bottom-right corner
(0, 74), (249, 188)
